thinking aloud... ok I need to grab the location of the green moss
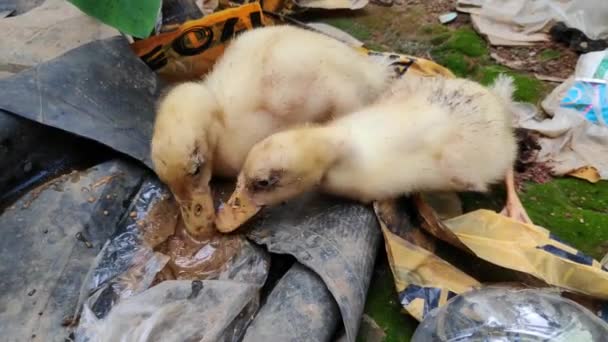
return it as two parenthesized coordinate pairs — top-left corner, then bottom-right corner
(432, 28), (488, 57)
(521, 179), (608, 259)
(461, 179), (608, 260)
(432, 51), (472, 77)
(428, 28), (488, 77)
(475, 65), (546, 103)
(363, 257), (417, 342)
(539, 49), (561, 62)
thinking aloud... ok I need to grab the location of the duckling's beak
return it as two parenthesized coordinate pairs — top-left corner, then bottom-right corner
(177, 186), (216, 238)
(215, 183), (261, 233)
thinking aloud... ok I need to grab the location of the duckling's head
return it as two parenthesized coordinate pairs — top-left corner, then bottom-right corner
(215, 127), (336, 233)
(151, 82), (221, 237)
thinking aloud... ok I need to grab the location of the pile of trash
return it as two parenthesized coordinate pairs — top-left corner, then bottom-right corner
(1, 1), (608, 341)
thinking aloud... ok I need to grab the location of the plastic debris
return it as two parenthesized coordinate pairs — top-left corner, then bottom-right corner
(438, 12), (457, 24)
(76, 280), (260, 342)
(560, 49), (608, 125)
(0, 161), (145, 340)
(377, 196), (608, 324)
(412, 287), (608, 341)
(510, 49), (608, 180)
(443, 210), (608, 299)
(131, 3), (454, 83)
(0, 36), (162, 169)
(131, 3), (268, 83)
(458, 0), (608, 46)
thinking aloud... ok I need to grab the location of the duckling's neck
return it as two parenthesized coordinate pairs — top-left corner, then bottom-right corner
(306, 126), (348, 173)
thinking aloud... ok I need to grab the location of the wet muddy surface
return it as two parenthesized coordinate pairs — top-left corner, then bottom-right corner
(155, 218), (243, 280)
(121, 179), (247, 284)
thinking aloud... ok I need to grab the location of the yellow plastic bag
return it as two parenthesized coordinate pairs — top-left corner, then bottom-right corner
(444, 210), (608, 299)
(381, 226), (480, 321)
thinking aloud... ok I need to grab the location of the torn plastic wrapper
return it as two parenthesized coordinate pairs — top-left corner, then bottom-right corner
(443, 210), (608, 300)
(510, 49), (608, 180)
(246, 193), (381, 342)
(77, 280), (260, 342)
(559, 49), (608, 126)
(0, 36), (162, 169)
(514, 102), (608, 181)
(131, 3), (453, 83)
(374, 200), (481, 322)
(377, 198), (608, 323)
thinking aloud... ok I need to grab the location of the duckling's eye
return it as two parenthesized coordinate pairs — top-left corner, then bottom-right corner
(256, 180), (269, 188)
(252, 176), (279, 191)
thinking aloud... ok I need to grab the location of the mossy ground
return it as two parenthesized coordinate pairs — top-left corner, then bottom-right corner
(361, 252), (418, 342)
(316, 4), (608, 341)
(315, 7), (549, 104)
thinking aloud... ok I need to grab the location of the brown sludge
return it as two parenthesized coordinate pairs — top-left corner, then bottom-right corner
(135, 193), (242, 282)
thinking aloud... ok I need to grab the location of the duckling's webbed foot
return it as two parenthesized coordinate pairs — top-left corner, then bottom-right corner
(500, 169), (533, 224)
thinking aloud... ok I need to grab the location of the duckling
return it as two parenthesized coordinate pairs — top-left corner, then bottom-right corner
(151, 25), (391, 237)
(215, 74), (532, 233)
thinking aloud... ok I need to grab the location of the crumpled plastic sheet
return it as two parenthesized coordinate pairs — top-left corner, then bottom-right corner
(245, 193), (381, 342)
(0, 160), (145, 341)
(457, 0), (608, 45)
(0, 36), (162, 168)
(75, 178), (173, 319)
(504, 51), (608, 182)
(75, 177), (270, 340)
(77, 280), (260, 342)
(510, 49), (608, 180)
(513, 102), (608, 180)
(242, 263), (340, 342)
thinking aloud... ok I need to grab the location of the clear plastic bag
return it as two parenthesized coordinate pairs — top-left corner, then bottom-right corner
(412, 287), (608, 342)
(76, 280), (260, 342)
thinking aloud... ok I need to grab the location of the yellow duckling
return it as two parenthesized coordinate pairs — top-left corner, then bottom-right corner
(151, 25), (391, 237)
(216, 74), (532, 233)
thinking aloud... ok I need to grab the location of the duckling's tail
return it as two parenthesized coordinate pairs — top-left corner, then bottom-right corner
(489, 74), (516, 103)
